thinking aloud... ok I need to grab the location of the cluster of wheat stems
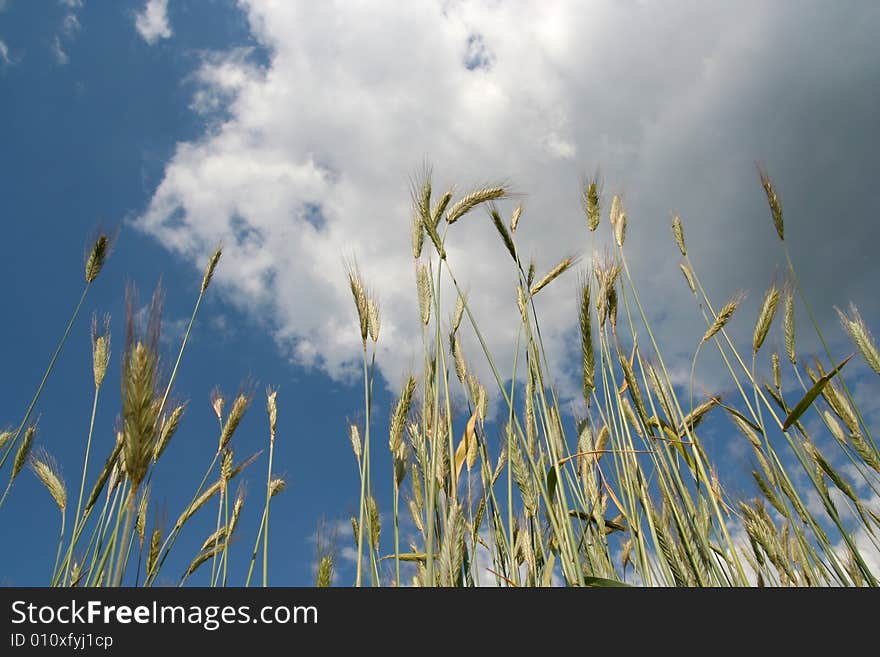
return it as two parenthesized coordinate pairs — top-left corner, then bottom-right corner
(2, 166), (878, 587)
(346, 166), (880, 587)
(0, 243), (286, 586)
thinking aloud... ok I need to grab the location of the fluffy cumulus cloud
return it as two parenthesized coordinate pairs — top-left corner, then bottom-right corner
(135, 0), (880, 405)
(135, 0), (172, 45)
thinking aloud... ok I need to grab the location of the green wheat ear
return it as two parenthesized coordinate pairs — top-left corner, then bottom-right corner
(753, 283), (780, 354)
(85, 233), (110, 284)
(757, 164), (784, 241)
(837, 304), (880, 375)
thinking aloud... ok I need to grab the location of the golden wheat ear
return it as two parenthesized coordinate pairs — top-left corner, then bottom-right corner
(30, 448), (67, 513)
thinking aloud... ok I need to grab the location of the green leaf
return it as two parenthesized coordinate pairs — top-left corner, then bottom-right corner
(719, 402), (763, 435)
(782, 355), (853, 431)
(380, 552), (427, 562)
(763, 383), (787, 414)
(546, 466), (558, 503)
(582, 576), (630, 587)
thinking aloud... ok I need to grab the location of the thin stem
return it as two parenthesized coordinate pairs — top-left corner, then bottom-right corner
(67, 386), (101, 584)
(355, 346), (369, 586)
(112, 488), (138, 586)
(245, 507), (267, 587)
(146, 452), (219, 586)
(262, 440), (276, 587)
(0, 285), (90, 488)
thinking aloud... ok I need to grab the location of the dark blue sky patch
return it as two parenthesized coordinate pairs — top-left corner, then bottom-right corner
(302, 202), (325, 230)
(261, 266), (277, 291)
(463, 32), (493, 71)
(313, 156), (340, 185)
(171, 0), (267, 63)
(230, 213), (264, 247)
(164, 205), (188, 229)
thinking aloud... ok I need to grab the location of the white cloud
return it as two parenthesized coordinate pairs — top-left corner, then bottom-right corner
(51, 0), (83, 65)
(50, 35), (68, 65)
(135, 0), (172, 45)
(135, 1), (880, 404)
(468, 529), (566, 587)
(0, 39), (10, 65)
(338, 545), (358, 565)
(832, 489), (880, 582)
(188, 47), (258, 117)
(61, 12), (80, 38)
(845, 524), (880, 582)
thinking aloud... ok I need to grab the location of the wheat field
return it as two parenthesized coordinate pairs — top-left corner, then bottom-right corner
(2, 167), (879, 587)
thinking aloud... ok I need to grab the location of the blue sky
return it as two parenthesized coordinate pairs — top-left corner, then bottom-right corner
(0, 0), (380, 586)
(1, 1), (879, 585)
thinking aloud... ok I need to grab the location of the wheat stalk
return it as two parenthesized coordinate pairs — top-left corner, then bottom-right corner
(701, 293), (744, 345)
(753, 284), (780, 354)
